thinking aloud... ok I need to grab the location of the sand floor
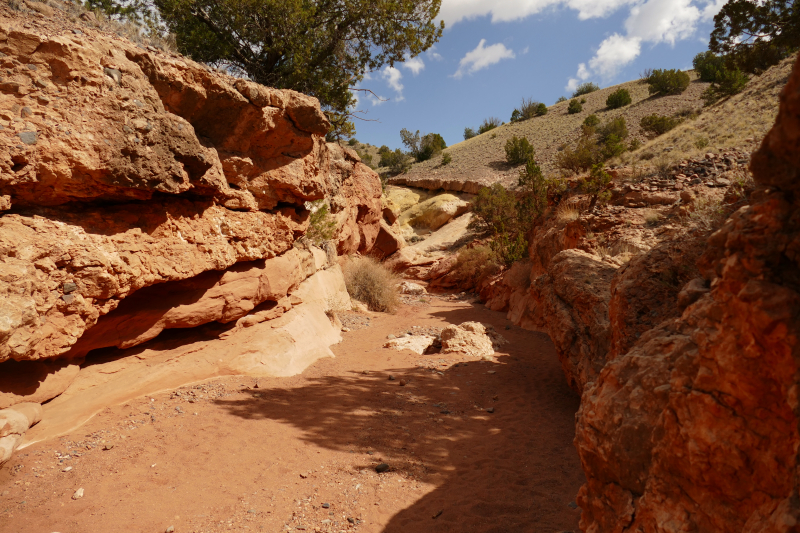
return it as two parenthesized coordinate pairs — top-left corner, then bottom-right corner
(0, 297), (583, 533)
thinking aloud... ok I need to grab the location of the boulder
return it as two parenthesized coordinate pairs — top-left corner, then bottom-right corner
(384, 335), (436, 355)
(440, 322), (507, 360)
(395, 194), (470, 237)
(0, 402), (42, 465)
(575, 55), (800, 532)
(398, 281), (427, 295)
(371, 220), (405, 260)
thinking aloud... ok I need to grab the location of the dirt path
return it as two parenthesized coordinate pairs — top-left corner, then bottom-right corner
(0, 297), (584, 533)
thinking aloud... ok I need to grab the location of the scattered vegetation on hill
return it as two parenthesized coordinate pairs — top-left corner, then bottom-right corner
(400, 129), (446, 162)
(464, 127), (477, 140)
(342, 256), (399, 313)
(556, 116), (629, 174)
(568, 99), (583, 114)
(583, 114), (600, 128)
(504, 136), (535, 165)
(510, 98), (548, 122)
(606, 88), (632, 109)
(640, 114), (683, 137)
(572, 82), (600, 97)
(644, 69), (691, 95)
(380, 149), (411, 174)
(478, 117), (502, 134)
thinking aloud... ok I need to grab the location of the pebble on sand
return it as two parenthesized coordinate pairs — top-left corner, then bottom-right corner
(375, 463), (389, 473)
(72, 488), (84, 500)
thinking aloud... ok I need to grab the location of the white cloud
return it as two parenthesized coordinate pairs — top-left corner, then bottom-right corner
(402, 55), (426, 75)
(440, 0), (640, 25)
(426, 45), (444, 61)
(588, 34), (642, 79)
(521, 46), (530, 54)
(381, 66), (405, 101)
(625, 0), (700, 44)
(453, 39), (515, 79)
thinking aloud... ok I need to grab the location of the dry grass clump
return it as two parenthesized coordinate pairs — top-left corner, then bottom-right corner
(556, 202), (581, 223)
(685, 197), (728, 232)
(451, 246), (502, 290)
(342, 256), (399, 313)
(642, 208), (662, 225)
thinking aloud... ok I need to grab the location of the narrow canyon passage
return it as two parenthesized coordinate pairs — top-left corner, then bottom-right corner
(0, 296), (583, 533)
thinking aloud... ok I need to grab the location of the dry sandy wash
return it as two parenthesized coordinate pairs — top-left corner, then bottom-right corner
(0, 296), (584, 533)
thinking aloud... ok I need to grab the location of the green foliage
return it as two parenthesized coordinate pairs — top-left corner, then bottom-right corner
(325, 112), (355, 142)
(606, 88), (632, 109)
(510, 109), (521, 123)
(709, 0), (799, 74)
(400, 129), (446, 162)
(380, 148), (411, 174)
(583, 114), (600, 128)
(572, 82), (600, 97)
(692, 51), (727, 82)
(567, 99), (583, 114)
(645, 69), (691, 95)
(441, 152), (452, 165)
(535, 102), (548, 116)
(478, 117), (501, 134)
(629, 138), (642, 151)
(306, 200), (337, 245)
(556, 96), (568, 103)
(378, 145), (390, 154)
(640, 114), (683, 136)
(153, 0), (444, 137)
(463, 127), (477, 140)
(701, 68), (749, 105)
(597, 117), (629, 160)
(504, 136), (535, 165)
(348, 138), (359, 146)
(583, 164), (613, 210)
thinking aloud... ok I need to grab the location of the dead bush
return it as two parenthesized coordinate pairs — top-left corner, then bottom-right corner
(342, 256), (399, 313)
(451, 246), (502, 290)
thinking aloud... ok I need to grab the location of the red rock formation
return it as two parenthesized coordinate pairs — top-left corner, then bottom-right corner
(0, 7), (382, 407)
(575, 56), (800, 532)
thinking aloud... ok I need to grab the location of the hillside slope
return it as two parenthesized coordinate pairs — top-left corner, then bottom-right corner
(389, 59), (794, 192)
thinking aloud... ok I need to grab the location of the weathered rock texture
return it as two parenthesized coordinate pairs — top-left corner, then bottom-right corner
(0, 13), (381, 368)
(575, 56), (800, 532)
(0, 402), (42, 465)
(0, 7), (382, 455)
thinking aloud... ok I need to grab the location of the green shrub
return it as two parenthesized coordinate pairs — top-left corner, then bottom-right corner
(692, 51), (726, 82)
(606, 88), (632, 109)
(510, 109), (522, 123)
(629, 138), (642, 151)
(583, 114), (600, 128)
(441, 152), (452, 165)
(572, 82), (600, 97)
(400, 129), (446, 162)
(640, 114), (683, 136)
(378, 145), (390, 154)
(504, 136), (535, 165)
(348, 138), (358, 146)
(567, 99), (583, 114)
(380, 148), (411, 174)
(583, 164), (613, 210)
(694, 136), (709, 149)
(645, 69), (690, 95)
(556, 134), (599, 174)
(597, 117), (629, 159)
(478, 117), (501, 134)
(535, 102), (548, 116)
(701, 69), (749, 105)
(464, 127), (477, 140)
(306, 200), (337, 245)
(342, 256), (398, 313)
(556, 96), (568, 103)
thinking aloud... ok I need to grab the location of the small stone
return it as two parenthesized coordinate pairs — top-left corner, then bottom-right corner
(347, 518), (355, 524)
(165, 527), (175, 533)
(388, 375), (395, 381)
(103, 444), (114, 451)
(486, 407), (495, 413)
(63, 282), (78, 293)
(341, 327), (351, 332)
(399, 380), (406, 386)
(299, 472), (308, 479)
(62, 466), (72, 472)
(72, 29), (82, 35)
(103, 67), (122, 85)
(386, 334), (396, 340)
(61, 294), (74, 304)
(72, 488), (84, 500)
(375, 463), (389, 473)
(321, 503), (330, 509)
(20, 106), (32, 118)
(568, 501), (578, 509)
(18, 131), (37, 145)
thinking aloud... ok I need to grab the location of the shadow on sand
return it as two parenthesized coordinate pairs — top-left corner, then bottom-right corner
(214, 303), (584, 532)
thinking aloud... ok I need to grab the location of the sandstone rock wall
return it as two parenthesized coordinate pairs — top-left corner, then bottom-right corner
(575, 56), (800, 532)
(0, 5), (382, 460)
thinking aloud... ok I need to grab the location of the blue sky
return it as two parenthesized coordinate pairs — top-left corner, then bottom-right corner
(352, 0), (727, 149)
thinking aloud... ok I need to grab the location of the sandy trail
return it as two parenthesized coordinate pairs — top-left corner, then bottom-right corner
(0, 296), (583, 533)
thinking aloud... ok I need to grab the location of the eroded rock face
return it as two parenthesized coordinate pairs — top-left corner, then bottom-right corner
(0, 13), (381, 369)
(575, 56), (800, 532)
(0, 402), (42, 465)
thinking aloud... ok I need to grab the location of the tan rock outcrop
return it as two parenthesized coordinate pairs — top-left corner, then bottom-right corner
(575, 56), (800, 532)
(440, 322), (507, 360)
(0, 402), (42, 465)
(371, 220), (405, 260)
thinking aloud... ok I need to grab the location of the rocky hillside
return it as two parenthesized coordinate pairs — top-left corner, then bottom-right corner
(389, 58), (794, 194)
(0, 2), (382, 463)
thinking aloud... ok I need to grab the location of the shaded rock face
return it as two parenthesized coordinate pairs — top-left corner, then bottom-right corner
(575, 57), (800, 532)
(0, 11), (381, 404)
